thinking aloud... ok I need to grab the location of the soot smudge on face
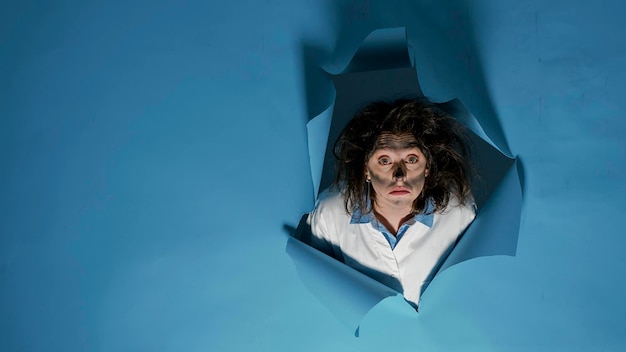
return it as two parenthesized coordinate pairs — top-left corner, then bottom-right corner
(366, 133), (425, 189)
(366, 133), (428, 207)
(393, 165), (405, 179)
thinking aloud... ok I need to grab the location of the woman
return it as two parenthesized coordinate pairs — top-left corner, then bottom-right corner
(307, 98), (476, 308)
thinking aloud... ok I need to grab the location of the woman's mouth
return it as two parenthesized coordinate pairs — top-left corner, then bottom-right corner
(389, 188), (410, 195)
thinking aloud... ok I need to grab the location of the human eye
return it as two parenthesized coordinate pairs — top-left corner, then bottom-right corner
(406, 155), (419, 164)
(378, 157), (392, 166)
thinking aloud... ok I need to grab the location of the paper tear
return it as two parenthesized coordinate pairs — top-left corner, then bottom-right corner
(291, 27), (522, 335)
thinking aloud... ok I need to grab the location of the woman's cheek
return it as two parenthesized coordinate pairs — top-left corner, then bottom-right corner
(368, 168), (389, 185)
(407, 172), (426, 188)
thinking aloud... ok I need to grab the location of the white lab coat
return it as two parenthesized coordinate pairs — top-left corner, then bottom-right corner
(307, 190), (475, 306)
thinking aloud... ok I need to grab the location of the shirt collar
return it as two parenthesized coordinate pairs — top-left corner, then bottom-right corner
(350, 198), (435, 228)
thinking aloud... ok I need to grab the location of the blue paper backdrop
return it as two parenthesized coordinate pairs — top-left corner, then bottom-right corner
(2, 1), (626, 351)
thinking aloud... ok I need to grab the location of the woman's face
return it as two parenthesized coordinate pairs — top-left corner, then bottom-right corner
(365, 133), (429, 211)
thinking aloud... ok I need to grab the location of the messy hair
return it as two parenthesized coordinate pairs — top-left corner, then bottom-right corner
(333, 98), (474, 215)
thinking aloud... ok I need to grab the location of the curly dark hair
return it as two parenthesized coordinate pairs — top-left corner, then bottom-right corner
(333, 97), (474, 215)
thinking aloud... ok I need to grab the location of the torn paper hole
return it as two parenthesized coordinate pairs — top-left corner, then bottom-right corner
(289, 27), (522, 335)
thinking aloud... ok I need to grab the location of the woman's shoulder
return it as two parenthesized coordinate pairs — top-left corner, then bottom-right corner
(314, 189), (350, 216)
(437, 193), (476, 222)
(306, 188), (352, 245)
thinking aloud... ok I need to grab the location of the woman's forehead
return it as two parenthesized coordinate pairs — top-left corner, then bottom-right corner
(373, 133), (419, 151)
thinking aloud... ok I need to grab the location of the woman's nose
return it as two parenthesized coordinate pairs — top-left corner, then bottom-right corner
(393, 164), (406, 180)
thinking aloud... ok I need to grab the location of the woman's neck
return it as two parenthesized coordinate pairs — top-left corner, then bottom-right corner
(372, 201), (413, 236)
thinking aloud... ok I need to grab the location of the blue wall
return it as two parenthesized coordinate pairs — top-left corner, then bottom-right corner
(2, 1), (626, 351)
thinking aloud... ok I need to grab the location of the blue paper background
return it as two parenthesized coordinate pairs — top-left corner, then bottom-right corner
(2, 1), (626, 351)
